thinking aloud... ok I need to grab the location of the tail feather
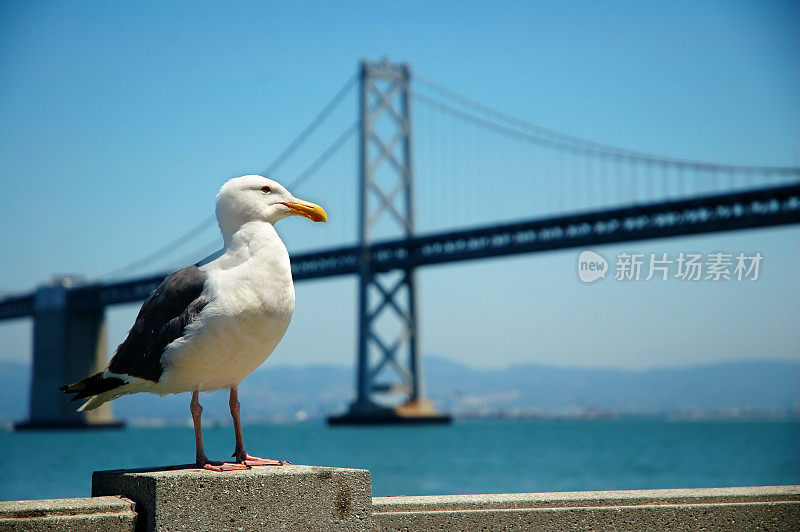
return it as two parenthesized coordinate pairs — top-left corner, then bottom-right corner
(77, 390), (123, 411)
(60, 372), (127, 404)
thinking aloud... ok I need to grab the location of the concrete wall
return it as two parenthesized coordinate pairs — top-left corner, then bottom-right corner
(2, 467), (798, 531)
(0, 495), (136, 531)
(372, 485), (800, 531)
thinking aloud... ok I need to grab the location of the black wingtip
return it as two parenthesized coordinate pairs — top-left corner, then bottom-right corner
(58, 372), (126, 400)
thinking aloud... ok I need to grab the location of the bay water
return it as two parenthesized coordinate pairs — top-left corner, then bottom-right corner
(1, 418), (798, 502)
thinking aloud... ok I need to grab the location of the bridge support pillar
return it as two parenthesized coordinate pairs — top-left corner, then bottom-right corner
(15, 281), (122, 429)
(329, 60), (449, 425)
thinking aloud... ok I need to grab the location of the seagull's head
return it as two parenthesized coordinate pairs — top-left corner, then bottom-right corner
(215, 175), (327, 237)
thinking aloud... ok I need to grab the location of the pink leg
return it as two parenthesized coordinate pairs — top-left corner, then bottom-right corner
(229, 386), (287, 466)
(191, 390), (248, 472)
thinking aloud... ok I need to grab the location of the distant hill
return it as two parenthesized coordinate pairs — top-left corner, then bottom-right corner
(1, 357), (798, 425)
(424, 357), (800, 417)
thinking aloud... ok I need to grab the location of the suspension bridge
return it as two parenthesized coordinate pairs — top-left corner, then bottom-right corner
(2, 60), (799, 428)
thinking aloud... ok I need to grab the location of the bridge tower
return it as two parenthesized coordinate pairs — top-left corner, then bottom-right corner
(15, 278), (123, 429)
(329, 60), (450, 424)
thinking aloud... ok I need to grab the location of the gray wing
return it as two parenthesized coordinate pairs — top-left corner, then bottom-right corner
(108, 265), (209, 382)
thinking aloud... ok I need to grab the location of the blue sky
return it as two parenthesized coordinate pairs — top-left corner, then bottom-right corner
(0, 1), (798, 370)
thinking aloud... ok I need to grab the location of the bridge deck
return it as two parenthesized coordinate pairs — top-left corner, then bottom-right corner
(1, 183), (798, 320)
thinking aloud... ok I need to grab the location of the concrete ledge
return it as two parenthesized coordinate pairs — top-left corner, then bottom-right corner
(5, 472), (798, 531)
(92, 464), (372, 532)
(372, 486), (800, 531)
(373, 485), (800, 511)
(0, 495), (136, 532)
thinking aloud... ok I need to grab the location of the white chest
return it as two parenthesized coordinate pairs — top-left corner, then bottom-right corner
(158, 223), (296, 393)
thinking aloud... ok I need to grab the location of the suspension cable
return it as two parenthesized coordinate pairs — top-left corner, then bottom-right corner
(98, 215), (216, 279)
(288, 122), (357, 191)
(97, 74), (357, 280)
(413, 88), (800, 176)
(263, 73), (357, 177)
(153, 121), (358, 272)
(414, 74), (800, 173)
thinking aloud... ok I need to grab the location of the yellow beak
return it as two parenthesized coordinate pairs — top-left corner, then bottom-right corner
(280, 200), (327, 223)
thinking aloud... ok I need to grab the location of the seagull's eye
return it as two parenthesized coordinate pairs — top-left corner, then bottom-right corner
(261, 186), (271, 194)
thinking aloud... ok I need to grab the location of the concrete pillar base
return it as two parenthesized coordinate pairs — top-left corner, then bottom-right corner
(92, 464), (372, 532)
(328, 399), (451, 425)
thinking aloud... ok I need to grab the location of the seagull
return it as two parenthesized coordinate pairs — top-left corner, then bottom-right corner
(60, 175), (327, 471)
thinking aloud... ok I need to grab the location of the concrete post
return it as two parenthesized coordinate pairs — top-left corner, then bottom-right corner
(92, 465), (373, 531)
(16, 281), (121, 429)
